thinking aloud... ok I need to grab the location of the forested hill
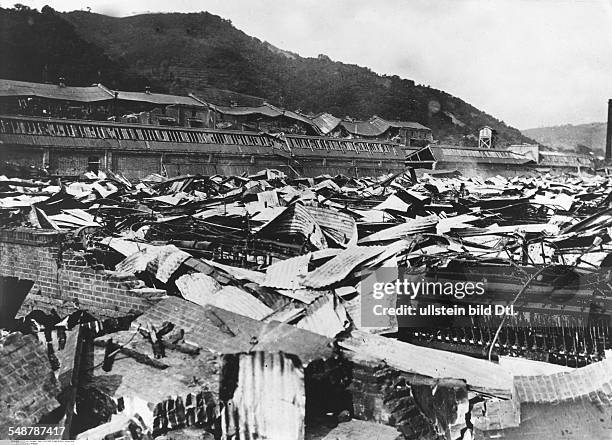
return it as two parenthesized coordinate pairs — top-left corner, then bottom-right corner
(522, 123), (606, 157)
(1, 6), (534, 146)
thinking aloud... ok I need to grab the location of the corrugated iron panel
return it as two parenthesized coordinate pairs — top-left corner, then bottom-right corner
(115, 90), (204, 107)
(115, 244), (191, 283)
(311, 112), (341, 134)
(176, 273), (222, 297)
(213, 286), (274, 320)
(539, 151), (592, 167)
(221, 351), (305, 440)
(176, 273), (273, 321)
(305, 206), (357, 246)
(0, 79), (112, 102)
(275, 288), (328, 304)
(340, 120), (388, 137)
(358, 215), (438, 243)
(132, 298), (333, 362)
(301, 245), (387, 288)
(100, 237), (151, 257)
(261, 253), (311, 289)
(374, 116), (431, 131)
(204, 260), (266, 285)
(256, 202), (327, 249)
(295, 293), (348, 337)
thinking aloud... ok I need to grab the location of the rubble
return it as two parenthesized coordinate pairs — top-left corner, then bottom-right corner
(1, 167), (611, 440)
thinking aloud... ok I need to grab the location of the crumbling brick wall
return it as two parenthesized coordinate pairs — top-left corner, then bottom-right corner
(0, 333), (60, 428)
(346, 357), (468, 439)
(0, 228), (165, 319)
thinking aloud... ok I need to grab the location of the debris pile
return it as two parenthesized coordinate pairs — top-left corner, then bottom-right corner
(1, 168), (611, 440)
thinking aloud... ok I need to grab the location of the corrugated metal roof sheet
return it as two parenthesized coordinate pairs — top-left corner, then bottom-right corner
(358, 215), (438, 243)
(211, 103), (316, 128)
(212, 103), (281, 117)
(204, 260), (266, 285)
(176, 273), (274, 320)
(341, 116), (431, 137)
(175, 272), (221, 296)
(305, 206), (357, 247)
(275, 288), (330, 304)
(433, 146), (533, 164)
(295, 293), (348, 337)
(311, 112), (342, 134)
(514, 357), (612, 404)
(256, 202), (328, 250)
(538, 151), (592, 167)
(132, 297), (333, 362)
(212, 286), (274, 320)
(371, 115), (431, 131)
(0, 78), (113, 102)
(114, 90), (205, 107)
(408, 145), (534, 165)
(341, 120), (388, 137)
(301, 245), (387, 288)
(339, 330), (513, 397)
(220, 351), (305, 439)
(261, 253), (311, 289)
(115, 244), (191, 283)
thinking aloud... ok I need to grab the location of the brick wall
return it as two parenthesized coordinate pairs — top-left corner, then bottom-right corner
(0, 333), (60, 430)
(346, 357), (468, 439)
(0, 228), (166, 319)
(49, 150), (105, 176)
(132, 296), (264, 352)
(0, 147), (45, 168)
(112, 153), (161, 180)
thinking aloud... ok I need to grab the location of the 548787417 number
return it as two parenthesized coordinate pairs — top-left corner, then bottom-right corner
(6, 425), (65, 438)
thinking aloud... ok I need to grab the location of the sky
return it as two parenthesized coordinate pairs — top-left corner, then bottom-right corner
(2, 0), (612, 130)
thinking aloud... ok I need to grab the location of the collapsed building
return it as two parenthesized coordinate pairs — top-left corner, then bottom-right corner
(1, 163), (611, 439)
(406, 144), (594, 178)
(1, 78), (593, 181)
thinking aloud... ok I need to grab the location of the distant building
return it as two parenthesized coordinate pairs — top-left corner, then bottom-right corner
(310, 112), (343, 137)
(338, 116), (433, 147)
(405, 144), (535, 177)
(0, 78), (209, 127)
(112, 88), (209, 127)
(508, 144), (593, 173)
(0, 78), (113, 120)
(207, 102), (320, 135)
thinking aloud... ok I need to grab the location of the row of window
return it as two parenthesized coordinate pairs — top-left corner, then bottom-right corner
(442, 148), (522, 159)
(0, 117), (274, 147)
(286, 136), (396, 154)
(0, 116), (402, 155)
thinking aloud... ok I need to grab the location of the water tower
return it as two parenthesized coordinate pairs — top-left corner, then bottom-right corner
(478, 126), (496, 149)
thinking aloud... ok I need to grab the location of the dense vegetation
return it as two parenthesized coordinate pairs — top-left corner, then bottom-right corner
(1, 5), (534, 146)
(0, 5), (154, 90)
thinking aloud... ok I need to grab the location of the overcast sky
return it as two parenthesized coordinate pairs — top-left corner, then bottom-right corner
(3, 0), (612, 129)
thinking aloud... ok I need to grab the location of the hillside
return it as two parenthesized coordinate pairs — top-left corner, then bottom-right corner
(62, 9), (537, 146)
(522, 123), (606, 156)
(1, 6), (535, 146)
(0, 5), (152, 91)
